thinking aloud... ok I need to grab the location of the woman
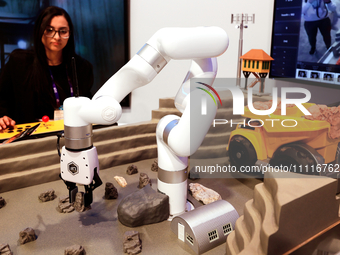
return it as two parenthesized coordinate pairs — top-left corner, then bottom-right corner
(0, 6), (93, 130)
(302, 0), (337, 55)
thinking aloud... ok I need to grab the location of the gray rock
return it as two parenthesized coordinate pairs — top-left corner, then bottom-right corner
(123, 231), (142, 255)
(151, 160), (158, 172)
(0, 243), (13, 255)
(126, 164), (138, 175)
(73, 192), (91, 212)
(64, 244), (86, 255)
(117, 185), (169, 227)
(38, 189), (57, 202)
(138, 172), (151, 189)
(56, 196), (75, 213)
(0, 197), (6, 209)
(104, 182), (118, 199)
(18, 227), (36, 245)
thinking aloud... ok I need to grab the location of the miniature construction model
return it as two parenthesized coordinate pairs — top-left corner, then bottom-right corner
(60, 26), (229, 216)
(227, 102), (340, 184)
(240, 49), (273, 92)
(226, 171), (340, 255)
(171, 200), (239, 255)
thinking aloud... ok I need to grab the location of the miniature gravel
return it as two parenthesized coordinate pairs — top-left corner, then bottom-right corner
(38, 189), (57, 202)
(18, 228), (36, 245)
(138, 173), (151, 189)
(126, 165), (138, 175)
(104, 182), (118, 199)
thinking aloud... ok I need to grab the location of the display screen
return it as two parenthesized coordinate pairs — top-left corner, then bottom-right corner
(270, 0), (340, 87)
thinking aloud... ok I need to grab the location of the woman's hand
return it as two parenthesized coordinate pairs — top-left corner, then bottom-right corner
(0, 116), (16, 130)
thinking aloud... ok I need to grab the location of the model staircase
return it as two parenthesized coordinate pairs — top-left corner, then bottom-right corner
(0, 121), (160, 193)
(0, 98), (181, 193)
(0, 94), (273, 193)
(226, 173), (340, 255)
(226, 180), (279, 255)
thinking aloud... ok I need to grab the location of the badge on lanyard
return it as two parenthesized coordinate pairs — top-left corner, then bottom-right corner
(54, 105), (64, 120)
(49, 67), (73, 120)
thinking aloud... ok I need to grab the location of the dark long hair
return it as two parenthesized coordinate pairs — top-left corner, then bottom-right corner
(29, 6), (76, 104)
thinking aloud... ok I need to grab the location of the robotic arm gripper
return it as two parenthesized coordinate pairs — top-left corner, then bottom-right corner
(60, 27), (229, 210)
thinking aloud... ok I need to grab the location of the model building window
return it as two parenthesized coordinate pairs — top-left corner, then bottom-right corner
(208, 229), (219, 242)
(223, 223), (233, 235)
(244, 60), (247, 68)
(186, 233), (194, 245)
(263, 61), (269, 70)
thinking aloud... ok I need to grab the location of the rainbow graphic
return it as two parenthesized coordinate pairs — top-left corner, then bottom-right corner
(196, 82), (222, 106)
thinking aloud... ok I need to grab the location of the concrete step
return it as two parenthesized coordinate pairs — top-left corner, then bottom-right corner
(0, 121), (157, 160)
(228, 183), (278, 255)
(253, 184), (278, 252)
(0, 150), (59, 175)
(226, 229), (241, 255)
(215, 108), (242, 120)
(0, 133), (157, 176)
(0, 144), (157, 193)
(93, 121), (158, 141)
(98, 144), (157, 170)
(0, 163), (60, 193)
(200, 132), (231, 147)
(159, 97), (176, 108)
(95, 133), (156, 155)
(234, 214), (251, 251)
(0, 135), (61, 160)
(192, 144), (228, 159)
(0, 120), (159, 193)
(152, 108), (182, 120)
(242, 200), (262, 244)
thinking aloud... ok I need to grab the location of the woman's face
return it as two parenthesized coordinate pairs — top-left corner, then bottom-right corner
(41, 15), (69, 54)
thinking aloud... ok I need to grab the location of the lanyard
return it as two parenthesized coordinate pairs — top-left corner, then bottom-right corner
(48, 67), (74, 108)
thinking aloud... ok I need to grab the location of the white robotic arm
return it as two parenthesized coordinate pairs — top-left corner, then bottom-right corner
(156, 58), (220, 216)
(60, 26), (229, 210)
(66, 26), (228, 125)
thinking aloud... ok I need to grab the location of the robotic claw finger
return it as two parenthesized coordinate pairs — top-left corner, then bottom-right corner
(59, 26), (229, 212)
